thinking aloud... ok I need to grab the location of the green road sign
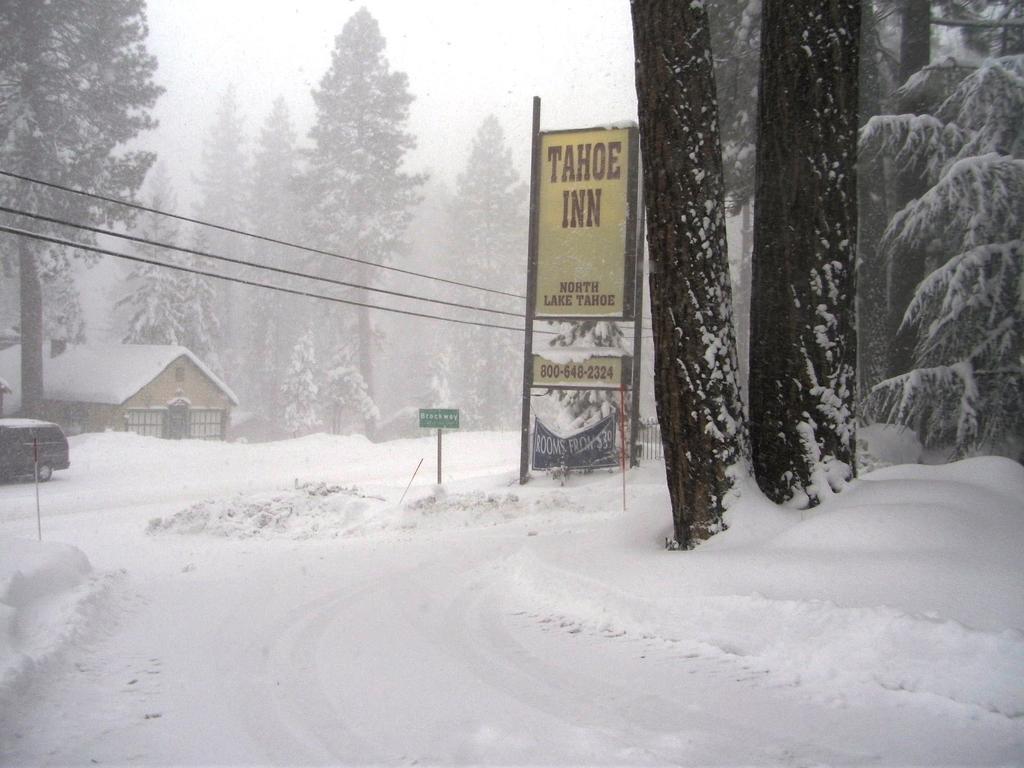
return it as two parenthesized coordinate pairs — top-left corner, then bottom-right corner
(419, 408), (460, 429)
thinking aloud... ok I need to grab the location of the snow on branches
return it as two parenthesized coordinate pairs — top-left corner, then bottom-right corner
(859, 114), (968, 184)
(937, 56), (1024, 160)
(860, 57), (1024, 457)
(282, 330), (320, 437)
(867, 241), (1023, 456)
(878, 154), (1024, 265)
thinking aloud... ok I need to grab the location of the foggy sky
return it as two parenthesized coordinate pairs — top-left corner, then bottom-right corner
(142, 0), (639, 208)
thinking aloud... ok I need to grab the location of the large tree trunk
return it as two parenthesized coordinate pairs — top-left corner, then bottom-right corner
(748, 0), (860, 506)
(18, 240), (44, 417)
(356, 256), (376, 439)
(632, 0), (749, 547)
(885, 0), (933, 377)
(899, 0), (932, 89)
(857, 2), (893, 392)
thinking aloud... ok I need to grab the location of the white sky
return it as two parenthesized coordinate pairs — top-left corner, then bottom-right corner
(143, 0), (639, 205)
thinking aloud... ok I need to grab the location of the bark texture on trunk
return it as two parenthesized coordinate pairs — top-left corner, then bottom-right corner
(749, 0), (861, 506)
(19, 240), (44, 417)
(632, 0), (749, 546)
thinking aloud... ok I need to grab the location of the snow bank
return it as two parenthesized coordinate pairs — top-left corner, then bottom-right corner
(857, 422), (923, 470)
(507, 552), (1024, 717)
(146, 481), (389, 539)
(146, 480), (589, 539)
(502, 456), (1024, 718)
(0, 538), (116, 704)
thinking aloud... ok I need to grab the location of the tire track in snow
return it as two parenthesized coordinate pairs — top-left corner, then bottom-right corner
(224, 573), (398, 764)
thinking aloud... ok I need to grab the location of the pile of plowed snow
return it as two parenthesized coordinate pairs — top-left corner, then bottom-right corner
(146, 482), (586, 539)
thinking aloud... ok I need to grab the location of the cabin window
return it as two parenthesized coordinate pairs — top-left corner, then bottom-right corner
(126, 409), (164, 438)
(189, 409), (224, 440)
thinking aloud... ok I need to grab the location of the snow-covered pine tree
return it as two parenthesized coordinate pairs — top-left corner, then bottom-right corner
(748, 0), (860, 507)
(0, 0), (162, 414)
(120, 263), (183, 346)
(194, 86), (248, 373)
(305, 8), (425, 437)
(632, 0), (750, 546)
(446, 115), (527, 429)
(119, 165), (186, 346)
(427, 346), (455, 411)
(248, 97), (303, 424)
(42, 270), (86, 345)
(322, 349), (380, 436)
(281, 329), (320, 437)
(861, 55), (1024, 457)
(860, 0), (1024, 385)
(178, 229), (221, 372)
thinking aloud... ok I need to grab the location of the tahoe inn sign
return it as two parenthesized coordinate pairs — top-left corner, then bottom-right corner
(533, 125), (639, 321)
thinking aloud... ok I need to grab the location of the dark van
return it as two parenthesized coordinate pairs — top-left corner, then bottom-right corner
(0, 419), (70, 482)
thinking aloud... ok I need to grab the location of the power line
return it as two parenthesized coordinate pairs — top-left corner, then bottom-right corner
(0, 224), (541, 335)
(0, 203), (524, 321)
(0, 167), (526, 301)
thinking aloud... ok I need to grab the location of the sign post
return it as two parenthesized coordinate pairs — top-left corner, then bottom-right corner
(519, 97), (543, 485)
(419, 409), (459, 485)
(33, 436), (41, 541)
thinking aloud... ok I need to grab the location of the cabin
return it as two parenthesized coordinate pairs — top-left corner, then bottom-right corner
(0, 343), (238, 440)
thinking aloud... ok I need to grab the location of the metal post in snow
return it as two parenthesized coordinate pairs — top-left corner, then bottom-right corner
(437, 428), (442, 485)
(619, 384), (627, 512)
(33, 436), (41, 541)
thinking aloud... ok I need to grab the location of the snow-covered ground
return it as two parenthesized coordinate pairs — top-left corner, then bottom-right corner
(1, 431), (1022, 765)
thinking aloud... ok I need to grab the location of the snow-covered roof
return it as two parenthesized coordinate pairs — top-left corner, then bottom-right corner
(0, 417), (60, 428)
(0, 344), (239, 409)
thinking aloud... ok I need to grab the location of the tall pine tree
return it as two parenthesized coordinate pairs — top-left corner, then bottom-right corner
(446, 115), (527, 429)
(305, 8), (424, 437)
(282, 328), (320, 437)
(194, 86), (248, 373)
(0, 0), (162, 415)
(748, 0), (860, 506)
(119, 165), (186, 345)
(248, 96), (303, 424)
(178, 229), (221, 370)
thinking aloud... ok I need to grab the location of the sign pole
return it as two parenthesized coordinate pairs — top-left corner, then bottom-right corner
(436, 429), (442, 485)
(629, 171), (647, 467)
(519, 96), (542, 485)
(418, 409), (459, 485)
(619, 384), (628, 511)
(33, 437), (42, 541)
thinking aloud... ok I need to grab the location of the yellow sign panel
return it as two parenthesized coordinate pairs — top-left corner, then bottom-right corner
(534, 126), (638, 320)
(532, 355), (631, 389)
